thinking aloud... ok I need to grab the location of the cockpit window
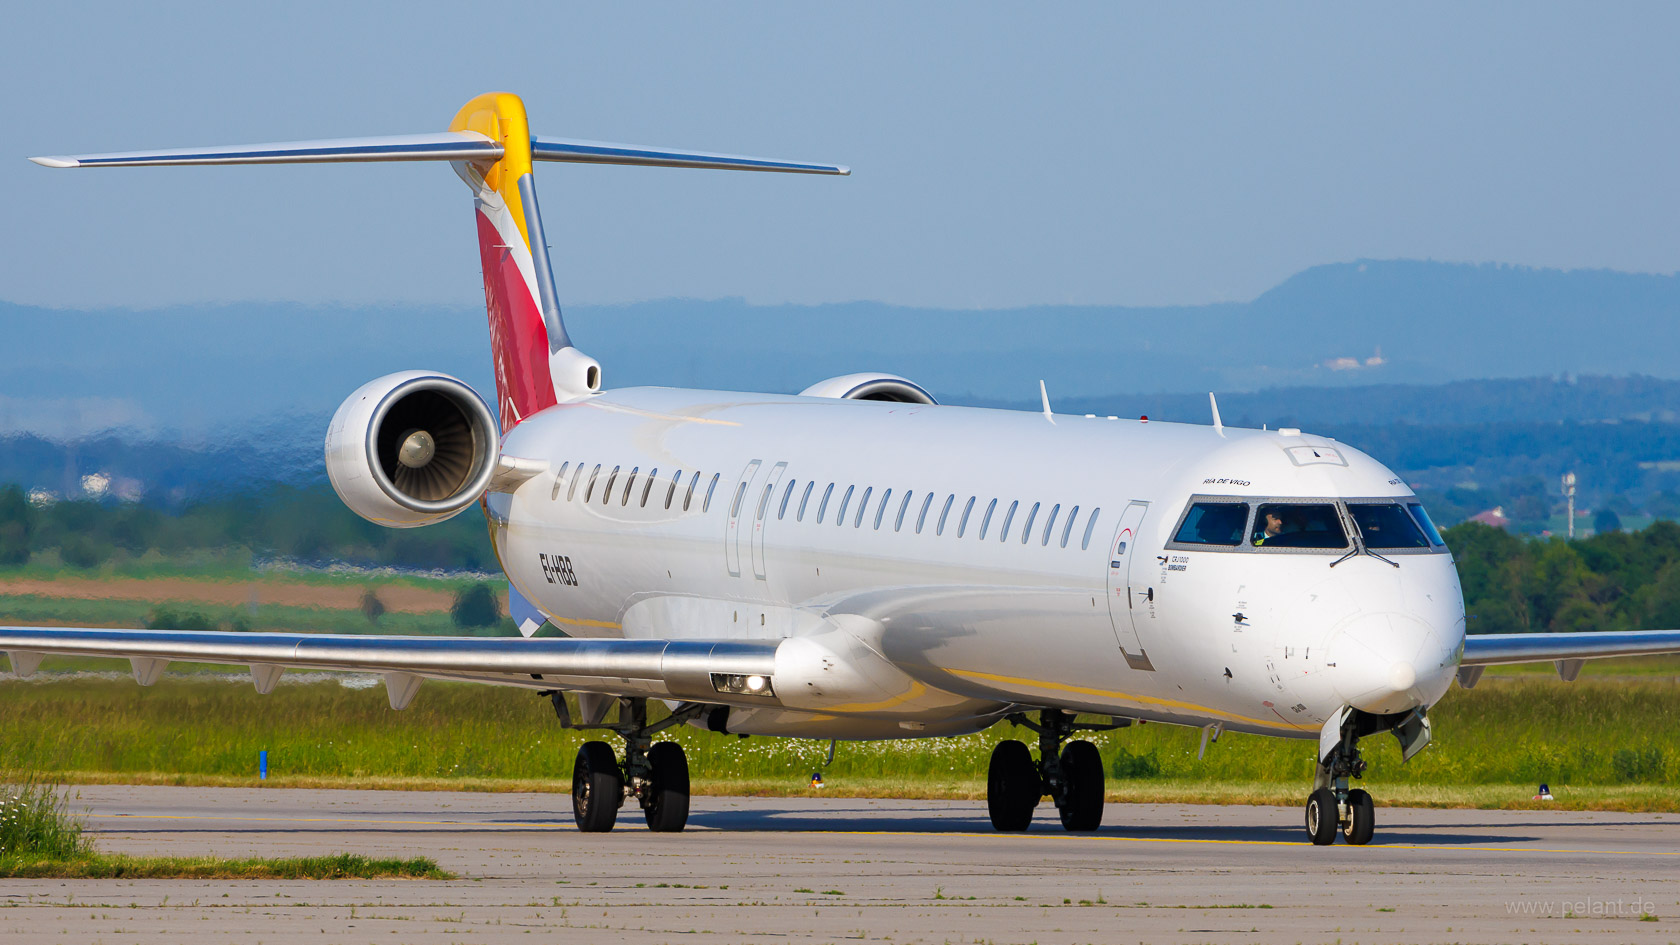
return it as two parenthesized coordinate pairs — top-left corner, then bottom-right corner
(1172, 502), (1249, 546)
(1347, 501), (1431, 549)
(1407, 502), (1446, 546)
(1251, 503), (1348, 549)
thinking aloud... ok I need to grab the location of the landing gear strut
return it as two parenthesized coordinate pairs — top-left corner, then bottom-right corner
(1307, 711), (1375, 846)
(543, 692), (705, 833)
(987, 709), (1128, 833)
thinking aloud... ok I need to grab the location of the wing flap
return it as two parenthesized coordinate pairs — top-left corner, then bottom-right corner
(1461, 629), (1680, 666)
(0, 627), (779, 706)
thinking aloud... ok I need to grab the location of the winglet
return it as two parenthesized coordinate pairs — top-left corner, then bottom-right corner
(1039, 380), (1055, 426)
(1210, 392), (1224, 436)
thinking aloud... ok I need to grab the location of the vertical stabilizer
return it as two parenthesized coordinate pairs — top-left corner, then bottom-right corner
(449, 93), (599, 428)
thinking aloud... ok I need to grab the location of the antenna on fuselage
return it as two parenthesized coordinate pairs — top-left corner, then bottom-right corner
(1209, 392), (1224, 436)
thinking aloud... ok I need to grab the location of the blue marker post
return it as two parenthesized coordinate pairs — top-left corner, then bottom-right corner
(259, 750), (268, 781)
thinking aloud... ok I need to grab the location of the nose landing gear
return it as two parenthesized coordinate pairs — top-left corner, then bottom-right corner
(987, 709), (1130, 833)
(545, 692), (706, 833)
(1306, 705), (1428, 845)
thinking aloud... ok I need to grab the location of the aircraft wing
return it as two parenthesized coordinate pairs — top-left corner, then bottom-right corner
(1459, 629), (1680, 681)
(0, 626), (780, 710)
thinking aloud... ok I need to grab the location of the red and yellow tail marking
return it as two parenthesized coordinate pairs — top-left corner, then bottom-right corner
(450, 93), (556, 431)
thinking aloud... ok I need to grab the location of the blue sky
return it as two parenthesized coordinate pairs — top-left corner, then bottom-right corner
(4, 2), (1678, 311)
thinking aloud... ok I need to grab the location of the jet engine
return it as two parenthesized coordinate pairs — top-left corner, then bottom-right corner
(324, 371), (499, 528)
(798, 373), (937, 404)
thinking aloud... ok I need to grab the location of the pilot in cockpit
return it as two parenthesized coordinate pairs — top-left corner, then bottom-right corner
(1253, 509), (1288, 546)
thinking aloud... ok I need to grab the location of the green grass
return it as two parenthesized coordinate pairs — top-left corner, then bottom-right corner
(0, 595), (515, 637)
(2, 671), (1677, 807)
(0, 852), (450, 879)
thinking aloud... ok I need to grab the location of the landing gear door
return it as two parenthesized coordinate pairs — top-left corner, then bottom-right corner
(1106, 500), (1155, 671)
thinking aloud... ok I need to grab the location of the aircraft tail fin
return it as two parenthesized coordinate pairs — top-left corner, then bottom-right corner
(31, 92), (849, 430)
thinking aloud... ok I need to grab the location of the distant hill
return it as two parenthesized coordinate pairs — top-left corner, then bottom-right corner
(2, 259), (1677, 437)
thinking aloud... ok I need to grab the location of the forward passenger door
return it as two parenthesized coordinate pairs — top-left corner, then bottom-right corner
(1106, 500), (1155, 671)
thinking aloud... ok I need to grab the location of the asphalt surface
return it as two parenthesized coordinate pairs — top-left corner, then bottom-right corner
(1, 785), (1675, 943)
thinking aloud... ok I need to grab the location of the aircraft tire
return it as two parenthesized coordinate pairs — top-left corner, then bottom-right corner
(644, 741), (691, 832)
(1057, 739), (1105, 832)
(1343, 788), (1374, 845)
(1304, 787), (1339, 846)
(572, 740), (623, 833)
(987, 739), (1038, 832)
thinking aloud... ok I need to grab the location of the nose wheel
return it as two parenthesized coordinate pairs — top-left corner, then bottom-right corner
(1306, 712), (1376, 845)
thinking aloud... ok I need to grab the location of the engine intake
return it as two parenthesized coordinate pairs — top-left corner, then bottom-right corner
(325, 372), (498, 527)
(798, 373), (937, 405)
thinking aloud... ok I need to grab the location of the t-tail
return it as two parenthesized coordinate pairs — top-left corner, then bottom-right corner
(31, 92), (848, 431)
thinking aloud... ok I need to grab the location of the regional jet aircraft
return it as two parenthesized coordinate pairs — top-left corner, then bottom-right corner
(13, 93), (1680, 845)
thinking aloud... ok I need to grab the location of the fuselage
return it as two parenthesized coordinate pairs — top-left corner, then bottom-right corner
(487, 388), (1465, 740)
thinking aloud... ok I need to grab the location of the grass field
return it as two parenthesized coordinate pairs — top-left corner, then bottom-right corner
(3, 667), (1677, 810)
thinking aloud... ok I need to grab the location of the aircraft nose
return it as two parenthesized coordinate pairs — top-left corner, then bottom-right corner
(1328, 612), (1456, 715)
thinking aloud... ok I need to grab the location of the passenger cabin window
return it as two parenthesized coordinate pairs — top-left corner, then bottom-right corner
(1252, 503), (1348, 549)
(702, 473), (721, 512)
(817, 483), (835, 523)
(915, 493), (933, 533)
(666, 470), (682, 510)
(1081, 507), (1102, 550)
(1041, 503), (1060, 546)
(874, 488), (892, 529)
(683, 471), (699, 511)
(1347, 501), (1431, 549)
(729, 480), (749, 519)
(933, 494), (952, 535)
(999, 500), (1018, 541)
(778, 480), (797, 520)
(551, 462), (571, 501)
(641, 468), (657, 507)
(1020, 502), (1040, 544)
(1060, 505), (1080, 548)
(602, 466), (620, 505)
(957, 497), (976, 537)
(568, 462), (587, 501)
(978, 499), (998, 539)
(797, 481), (815, 521)
(1173, 502), (1249, 546)
(854, 486), (874, 527)
(756, 481), (774, 520)
(584, 464), (602, 502)
(835, 485), (855, 525)
(622, 467), (639, 506)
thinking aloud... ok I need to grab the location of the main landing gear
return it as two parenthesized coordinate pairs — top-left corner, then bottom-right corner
(987, 709), (1128, 833)
(544, 693), (704, 833)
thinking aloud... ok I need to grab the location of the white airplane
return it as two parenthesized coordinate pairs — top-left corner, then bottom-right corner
(12, 92), (1680, 845)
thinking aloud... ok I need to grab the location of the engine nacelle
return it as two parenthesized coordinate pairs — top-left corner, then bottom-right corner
(798, 373), (937, 404)
(325, 371), (499, 528)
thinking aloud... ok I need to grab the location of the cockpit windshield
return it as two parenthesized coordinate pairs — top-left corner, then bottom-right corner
(1347, 501), (1431, 549)
(1166, 495), (1449, 555)
(1251, 503), (1348, 549)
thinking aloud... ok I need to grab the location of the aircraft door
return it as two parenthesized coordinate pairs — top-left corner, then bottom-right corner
(1105, 500), (1156, 671)
(751, 462), (787, 581)
(724, 459), (762, 577)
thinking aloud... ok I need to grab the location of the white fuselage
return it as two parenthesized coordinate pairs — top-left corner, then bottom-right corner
(486, 388), (1465, 740)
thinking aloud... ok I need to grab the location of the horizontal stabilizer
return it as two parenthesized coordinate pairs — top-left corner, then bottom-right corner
(33, 134), (847, 175)
(531, 136), (848, 175)
(30, 132), (500, 168)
